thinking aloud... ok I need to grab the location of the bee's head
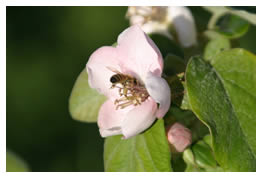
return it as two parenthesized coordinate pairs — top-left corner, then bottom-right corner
(110, 76), (117, 83)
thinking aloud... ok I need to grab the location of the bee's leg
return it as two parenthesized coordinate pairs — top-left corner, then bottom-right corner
(123, 87), (129, 97)
(118, 88), (123, 96)
(112, 85), (124, 96)
(114, 96), (134, 103)
(131, 95), (141, 106)
(114, 97), (131, 110)
(110, 84), (116, 89)
(117, 100), (134, 109)
(132, 99), (139, 106)
(136, 97), (142, 105)
(114, 97), (128, 106)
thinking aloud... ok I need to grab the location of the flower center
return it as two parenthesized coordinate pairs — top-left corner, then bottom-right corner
(109, 74), (149, 110)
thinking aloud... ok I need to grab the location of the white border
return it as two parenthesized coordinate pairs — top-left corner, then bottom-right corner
(256, 1), (260, 176)
(0, 3), (6, 174)
(3, 0), (259, 6)
(1, 1), (259, 178)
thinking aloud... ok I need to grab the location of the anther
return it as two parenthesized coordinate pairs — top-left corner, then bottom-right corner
(110, 76), (149, 110)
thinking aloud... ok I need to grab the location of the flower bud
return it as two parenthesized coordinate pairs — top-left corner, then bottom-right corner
(167, 123), (192, 152)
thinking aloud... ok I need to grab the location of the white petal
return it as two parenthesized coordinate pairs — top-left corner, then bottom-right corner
(121, 98), (157, 139)
(167, 6), (197, 47)
(100, 128), (122, 138)
(145, 72), (171, 118)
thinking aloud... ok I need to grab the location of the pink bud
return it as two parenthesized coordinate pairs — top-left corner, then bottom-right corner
(167, 123), (192, 152)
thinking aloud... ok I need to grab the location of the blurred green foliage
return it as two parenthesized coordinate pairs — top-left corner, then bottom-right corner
(7, 6), (129, 171)
(6, 150), (30, 172)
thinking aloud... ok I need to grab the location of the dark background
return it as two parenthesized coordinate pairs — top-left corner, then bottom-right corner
(6, 6), (255, 172)
(7, 6), (129, 171)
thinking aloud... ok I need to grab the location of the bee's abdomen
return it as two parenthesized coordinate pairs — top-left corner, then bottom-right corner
(110, 74), (123, 83)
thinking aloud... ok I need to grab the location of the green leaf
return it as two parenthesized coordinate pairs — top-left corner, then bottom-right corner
(227, 8), (256, 25)
(185, 164), (224, 172)
(104, 119), (172, 172)
(185, 164), (205, 172)
(204, 35), (231, 60)
(185, 49), (256, 171)
(183, 137), (224, 172)
(216, 14), (250, 39)
(180, 88), (191, 110)
(6, 150), (30, 172)
(183, 146), (223, 172)
(203, 134), (212, 149)
(204, 6), (256, 26)
(183, 149), (195, 166)
(192, 141), (217, 169)
(69, 69), (106, 122)
(183, 148), (207, 172)
(204, 30), (226, 40)
(112, 42), (117, 47)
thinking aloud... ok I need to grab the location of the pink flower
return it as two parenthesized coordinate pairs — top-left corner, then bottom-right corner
(167, 123), (192, 152)
(86, 25), (171, 139)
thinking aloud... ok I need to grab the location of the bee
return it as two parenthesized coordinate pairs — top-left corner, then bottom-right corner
(107, 67), (149, 110)
(107, 67), (138, 96)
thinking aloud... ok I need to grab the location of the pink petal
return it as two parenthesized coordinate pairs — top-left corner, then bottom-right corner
(86, 46), (121, 99)
(145, 72), (171, 118)
(121, 97), (157, 139)
(116, 25), (163, 81)
(98, 99), (128, 137)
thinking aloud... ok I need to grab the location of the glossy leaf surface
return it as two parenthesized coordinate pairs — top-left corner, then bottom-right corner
(104, 119), (172, 172)
(185, 49), (256, 171)
(69, 69), (106, 123)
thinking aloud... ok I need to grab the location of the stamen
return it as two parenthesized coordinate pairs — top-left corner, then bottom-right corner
(111, 78), (149, 110)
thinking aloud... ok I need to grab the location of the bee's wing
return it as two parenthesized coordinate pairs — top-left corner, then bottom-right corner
(106, 66), (134, 79)
(106, 66), (122, 74)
